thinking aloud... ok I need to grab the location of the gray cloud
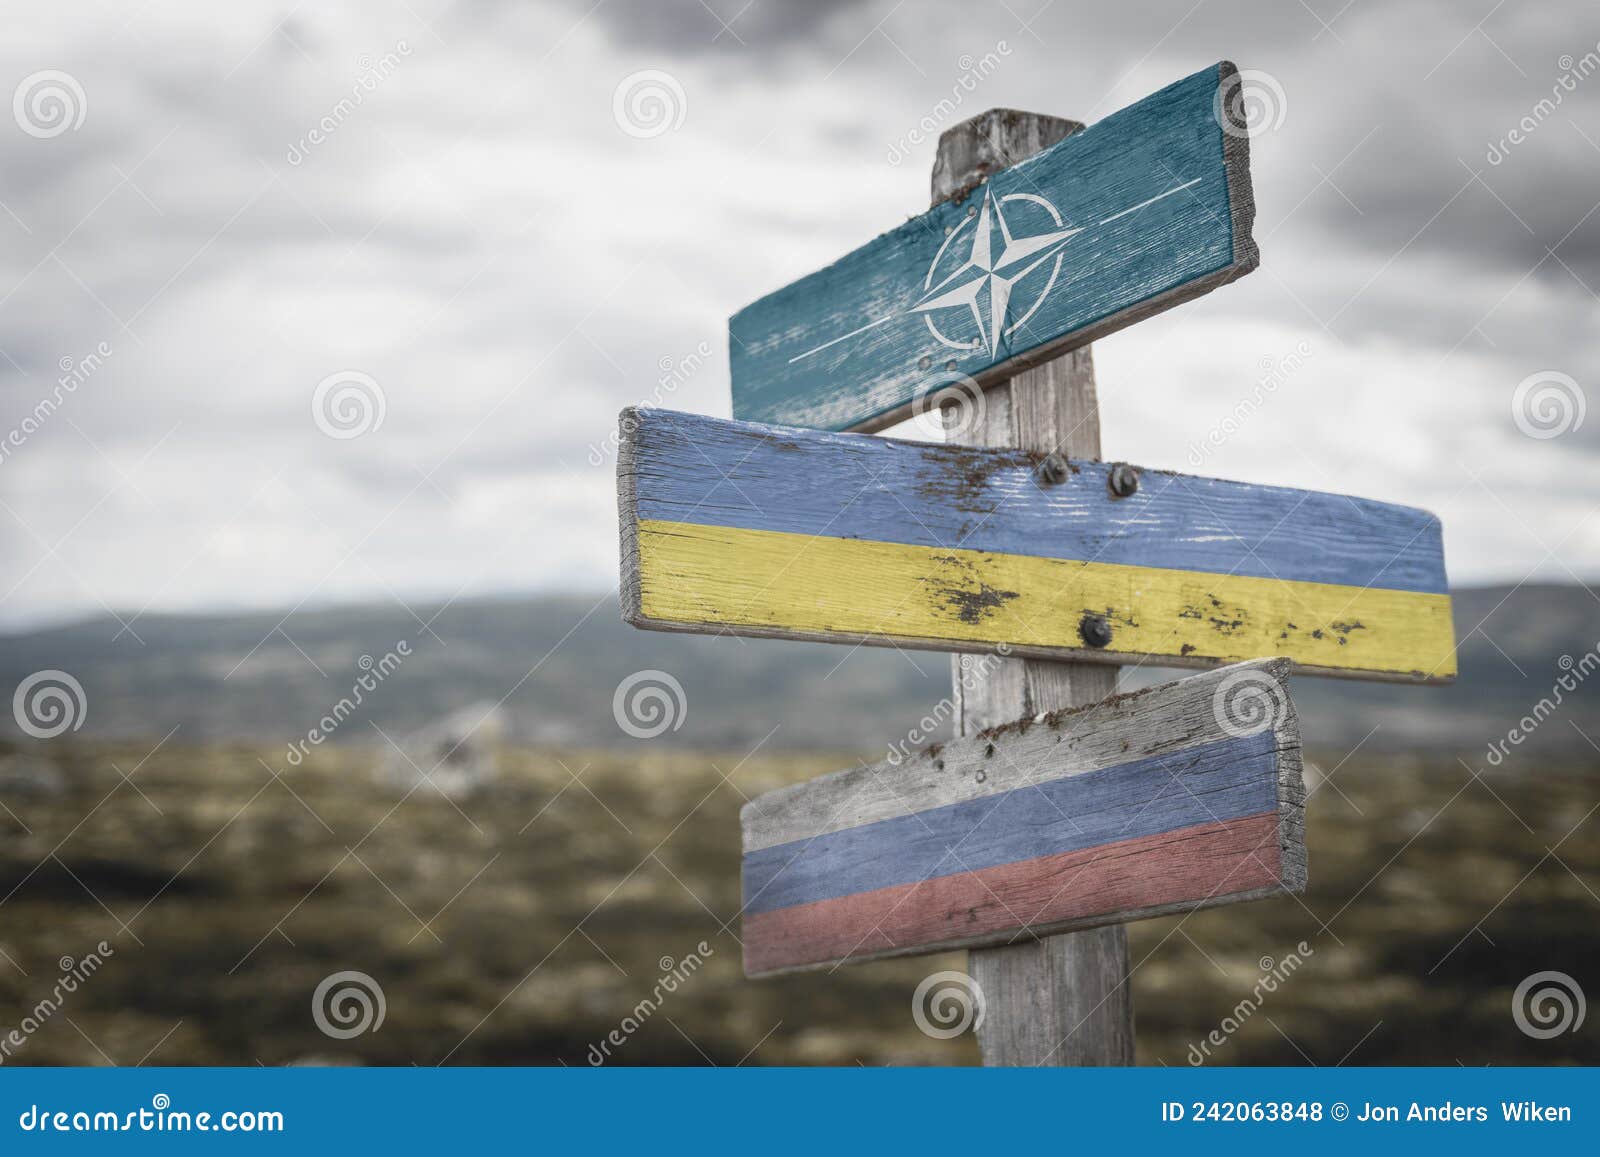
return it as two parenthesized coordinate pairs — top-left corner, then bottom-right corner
(557, 0), (874, 57)
(0, 0), (1596, 631)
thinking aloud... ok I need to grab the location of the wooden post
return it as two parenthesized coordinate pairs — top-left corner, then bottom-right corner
(933, 109), (1137, 1066)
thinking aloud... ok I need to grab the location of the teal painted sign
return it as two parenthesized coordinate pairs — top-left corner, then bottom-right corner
(729, 62), (1259, 433)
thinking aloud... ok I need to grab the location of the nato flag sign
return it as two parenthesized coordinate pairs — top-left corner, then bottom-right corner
(728, 62), (1258, 433)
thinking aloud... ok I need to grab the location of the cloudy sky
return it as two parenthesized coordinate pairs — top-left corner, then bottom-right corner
(0, 0), (1596, 631)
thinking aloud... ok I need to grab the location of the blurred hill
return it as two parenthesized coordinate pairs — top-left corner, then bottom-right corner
(1, 583), (1595, 764)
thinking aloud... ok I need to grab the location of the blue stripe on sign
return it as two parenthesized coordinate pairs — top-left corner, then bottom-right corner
(741, 731), (1280, 915)
(632, 409), (1449, 595)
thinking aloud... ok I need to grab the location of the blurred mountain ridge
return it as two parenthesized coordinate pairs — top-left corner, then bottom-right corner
(1, 584), (1595, 765)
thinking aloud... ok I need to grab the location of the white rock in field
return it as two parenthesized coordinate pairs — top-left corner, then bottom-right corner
(0, 754), (66, 797)
(377, 702), (502, 799)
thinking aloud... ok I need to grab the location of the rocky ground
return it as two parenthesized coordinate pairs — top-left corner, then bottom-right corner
(0, 739), (1595, 1066)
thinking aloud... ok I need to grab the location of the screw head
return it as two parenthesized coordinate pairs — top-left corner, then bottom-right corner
(1036, 453), (1069, 485)
(1079, 612), (1113, 648)
(918, 355), (932, 370)
(1030, 451), (1068, 483)
(1107, 463), (1139, 498)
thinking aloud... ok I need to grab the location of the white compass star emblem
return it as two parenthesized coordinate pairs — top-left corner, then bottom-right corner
(781, 175), (1200, 370)
(912, 190), (1081, 354)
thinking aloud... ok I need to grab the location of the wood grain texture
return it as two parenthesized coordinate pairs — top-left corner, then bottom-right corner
(935, 112), (1122, 1068)
(628, 410), (1447, 593)
(744, 673), (1281, 852)
(928, 109), (1084, 207)
(746, 731), (1281, 910)
(617, 408), (1457, 682)
(738, 659), (1306, 977)
(745, 814), (1284, 977)
(973, 924), (1132, 1067)
(728, 62), (1257, 434)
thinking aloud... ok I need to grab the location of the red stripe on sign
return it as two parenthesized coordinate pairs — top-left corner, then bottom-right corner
(743, 812), (1283, 976)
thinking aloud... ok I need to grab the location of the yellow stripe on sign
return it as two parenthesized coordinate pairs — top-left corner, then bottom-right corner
(635, 519), (1457, 681)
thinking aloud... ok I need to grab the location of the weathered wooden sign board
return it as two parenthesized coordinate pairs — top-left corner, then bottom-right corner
(728, 62), (1257, 433)
(618, 407), (1456, 683)
(741, 659), (1305, 976)
(616, 59), (1452, 1064)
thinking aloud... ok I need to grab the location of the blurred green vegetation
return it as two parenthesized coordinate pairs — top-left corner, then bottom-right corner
(0, 740), (1595, 1066)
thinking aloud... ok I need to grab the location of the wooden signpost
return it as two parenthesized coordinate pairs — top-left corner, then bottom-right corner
(615, 59), (1452, 1065)
(741, 659), (1305, 976)
(618, 407), (1456, 683)
(729, 62), (1257, 434)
